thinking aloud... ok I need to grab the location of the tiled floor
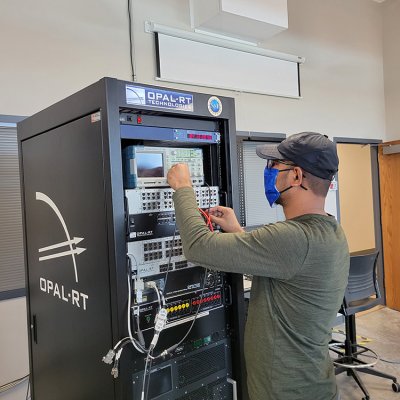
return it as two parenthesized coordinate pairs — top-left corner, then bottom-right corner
(332, 307), (400, 400)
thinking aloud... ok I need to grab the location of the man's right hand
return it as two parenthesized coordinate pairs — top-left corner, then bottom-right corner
(167, 163), (193, 190)
(208, 206), (244, 233)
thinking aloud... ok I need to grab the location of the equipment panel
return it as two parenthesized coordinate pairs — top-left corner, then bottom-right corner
(19, 79), (245, 400)
(101, 112), (238, 400)
(123, 146), (205, 188)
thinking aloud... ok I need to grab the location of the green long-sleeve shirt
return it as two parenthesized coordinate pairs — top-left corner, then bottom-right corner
(173, 187), (349, 400)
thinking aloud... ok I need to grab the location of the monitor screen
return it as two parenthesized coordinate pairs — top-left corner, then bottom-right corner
(136, 152), (164, 178)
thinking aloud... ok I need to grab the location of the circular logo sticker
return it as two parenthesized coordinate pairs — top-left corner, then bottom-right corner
(207, 96), (222, 117)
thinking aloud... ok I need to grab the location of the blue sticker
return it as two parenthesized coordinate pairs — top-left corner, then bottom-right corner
(126, 85), (194, 112)
(207, 96), (222, 117)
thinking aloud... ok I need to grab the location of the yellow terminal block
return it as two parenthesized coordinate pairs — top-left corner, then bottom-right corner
(178, 304), (182, 310)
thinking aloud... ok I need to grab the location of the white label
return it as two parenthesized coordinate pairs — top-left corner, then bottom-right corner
(39, 277), (89, 311)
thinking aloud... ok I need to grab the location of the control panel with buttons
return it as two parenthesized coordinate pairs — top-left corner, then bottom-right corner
(125, 186), (219, 214)
(122, 145), (205, 188)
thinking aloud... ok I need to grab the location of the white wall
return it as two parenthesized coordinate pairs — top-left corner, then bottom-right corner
(383, 0), (400, 141)
(0, 298), (29, 399)
(0, 1), (393, 398)
(0, 0), (387, 140)
(0, 0), (130, 115)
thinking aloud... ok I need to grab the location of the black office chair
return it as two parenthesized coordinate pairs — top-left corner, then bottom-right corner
(330, 249), (400, 400)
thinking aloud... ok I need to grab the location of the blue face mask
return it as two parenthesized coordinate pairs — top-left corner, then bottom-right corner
(264, 167), (280, 207)
(264, 167), (294, 207)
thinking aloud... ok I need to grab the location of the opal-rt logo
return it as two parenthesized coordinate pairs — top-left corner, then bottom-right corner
(36, 192), (89, 311)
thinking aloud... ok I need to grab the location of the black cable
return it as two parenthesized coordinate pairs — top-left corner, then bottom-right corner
(127, 0), (135, 81)
(144, 351), (154, 400)
(163, 222), (177, 291)
(141, 350), (153, 400)
(205, 182), (212, 213)
(331, 329), (400, 365)
(135, 314), (146, 347)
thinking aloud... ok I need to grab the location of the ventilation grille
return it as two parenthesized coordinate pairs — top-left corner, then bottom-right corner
(177, 344), (226, 388)
(176, 377), (232, 400)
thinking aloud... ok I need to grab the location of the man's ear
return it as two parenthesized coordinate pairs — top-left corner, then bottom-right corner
(292, 166), (303, 186)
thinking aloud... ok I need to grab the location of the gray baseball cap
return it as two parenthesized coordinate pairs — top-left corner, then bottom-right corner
(256, 132), (339, 180)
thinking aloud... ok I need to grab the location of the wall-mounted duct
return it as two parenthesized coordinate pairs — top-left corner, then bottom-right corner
(189, 0), (288, 43)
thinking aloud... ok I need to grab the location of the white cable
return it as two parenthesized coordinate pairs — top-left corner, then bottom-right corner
(146, 280), (166, 308)
(159, 290), (166, 308)
(148, 281), (161, 306)
(159, 268), (209, 358)
(103, 254), (154, 372)
(113, 336), (130, 350)
(127, 268), (148, 354)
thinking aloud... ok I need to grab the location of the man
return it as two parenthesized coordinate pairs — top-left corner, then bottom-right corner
(167, 132), (349, 400)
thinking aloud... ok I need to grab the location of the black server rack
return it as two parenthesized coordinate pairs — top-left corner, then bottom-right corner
(18, 78), (247, 400)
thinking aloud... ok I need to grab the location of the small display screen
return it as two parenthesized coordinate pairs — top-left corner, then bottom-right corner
(148, 365), (172, 399)
(136, 152), (164, 178)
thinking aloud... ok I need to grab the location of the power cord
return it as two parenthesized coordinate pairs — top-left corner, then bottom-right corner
(362, 354), (400, 365)
(144, 353), (154, 400)
(331, 329), (400, 365)
(141, 349), (154, 400)
(127, 0), (136, 81)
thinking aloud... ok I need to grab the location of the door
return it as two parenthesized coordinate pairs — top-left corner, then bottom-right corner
(378, 140), (400, 311)
(335, 140), (385, 304)
(21, 115), (115, 400)
(337, 143), (376, 251)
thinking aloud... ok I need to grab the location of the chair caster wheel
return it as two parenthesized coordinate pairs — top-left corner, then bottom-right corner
(392, 381), (400, 393)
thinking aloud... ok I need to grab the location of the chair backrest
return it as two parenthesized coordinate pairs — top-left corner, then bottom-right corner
(343, 249), (380, 314)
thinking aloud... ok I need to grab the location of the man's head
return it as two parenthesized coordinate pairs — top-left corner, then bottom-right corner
(256, 132), (338, 205)
(256, 132), (338, 181)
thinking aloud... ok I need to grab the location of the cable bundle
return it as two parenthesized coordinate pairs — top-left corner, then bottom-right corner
(198, 208), (214, 231)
